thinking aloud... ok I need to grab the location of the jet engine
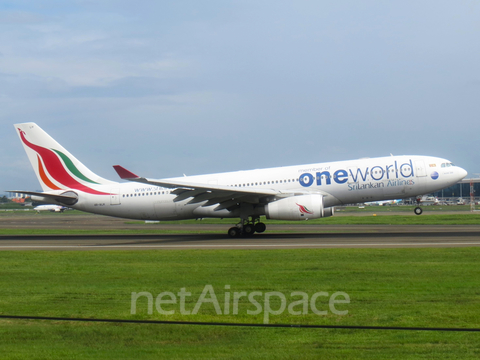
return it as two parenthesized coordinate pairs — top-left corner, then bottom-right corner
(264, 194), (334, 221)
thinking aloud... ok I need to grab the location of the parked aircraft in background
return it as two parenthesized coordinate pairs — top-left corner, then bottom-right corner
(417, 196), (440, 206)
(10, 123), (468, 237)
(365, 199), (402, 206)
(34, 204), (67, 212)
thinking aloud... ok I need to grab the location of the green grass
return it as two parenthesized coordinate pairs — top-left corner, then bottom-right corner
(320, 214), (480, 225)
(0, 203), (29, 210)
(341, 205), (476, 212)
(1, 249), (479, 359)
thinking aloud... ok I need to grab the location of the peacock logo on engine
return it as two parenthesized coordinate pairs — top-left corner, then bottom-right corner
(296, 203), (314, 216)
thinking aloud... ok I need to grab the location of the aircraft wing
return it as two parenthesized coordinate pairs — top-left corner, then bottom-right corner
(113, 165), (309, 210)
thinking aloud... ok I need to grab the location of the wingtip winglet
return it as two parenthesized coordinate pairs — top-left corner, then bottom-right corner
(113, 165), (140, 180)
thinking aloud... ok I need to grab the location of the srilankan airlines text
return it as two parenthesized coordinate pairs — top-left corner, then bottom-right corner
(299, 159), (415, 191)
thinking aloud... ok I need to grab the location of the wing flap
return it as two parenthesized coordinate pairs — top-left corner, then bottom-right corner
(172, 189), (205, 202)
(214, 199), (240, 211)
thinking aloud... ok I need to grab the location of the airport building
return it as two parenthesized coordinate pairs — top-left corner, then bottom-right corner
(432, 178), (480, 204)
(398, 178), (480, 205)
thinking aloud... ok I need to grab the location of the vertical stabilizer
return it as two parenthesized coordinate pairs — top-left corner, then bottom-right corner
(15, 123), (115, 194)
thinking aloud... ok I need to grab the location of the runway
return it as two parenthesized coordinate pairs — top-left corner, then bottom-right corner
(1, 214), (480, 250)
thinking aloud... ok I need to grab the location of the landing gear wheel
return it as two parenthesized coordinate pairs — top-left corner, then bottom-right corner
(414, 207), (423, 215)
(254, 222), (266, 233)
(228, 227), (241, 238)
(243, 224), (255, 237)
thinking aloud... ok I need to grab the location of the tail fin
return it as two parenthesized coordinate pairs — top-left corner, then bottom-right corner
(15, 123), (115, 194)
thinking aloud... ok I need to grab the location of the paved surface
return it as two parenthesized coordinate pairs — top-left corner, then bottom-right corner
(1, 213), (480, 250)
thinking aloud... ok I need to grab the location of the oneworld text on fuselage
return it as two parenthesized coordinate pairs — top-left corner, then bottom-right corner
(299, 159), (415, 190)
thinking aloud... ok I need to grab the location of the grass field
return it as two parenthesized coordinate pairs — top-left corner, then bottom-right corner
(1, 248), (480, 359)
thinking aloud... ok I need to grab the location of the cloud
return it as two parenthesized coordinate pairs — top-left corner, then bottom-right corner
(1, 1), (480, 192)
(0, 10), (51, 24)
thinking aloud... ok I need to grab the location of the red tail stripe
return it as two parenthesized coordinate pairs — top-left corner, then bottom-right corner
(37, 155), (61, 190)
(19, 129), (110, 195)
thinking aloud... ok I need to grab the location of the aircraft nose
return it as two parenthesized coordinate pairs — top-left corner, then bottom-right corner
(457, 167), (468, 180)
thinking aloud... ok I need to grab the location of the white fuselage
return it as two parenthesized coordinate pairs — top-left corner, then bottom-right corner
(50, 155), (465, 221)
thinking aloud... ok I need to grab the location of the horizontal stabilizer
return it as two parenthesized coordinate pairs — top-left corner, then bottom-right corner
(7, 190), (78, 205)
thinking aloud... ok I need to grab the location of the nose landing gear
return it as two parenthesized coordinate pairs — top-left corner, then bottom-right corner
(414, 196), (423, 215)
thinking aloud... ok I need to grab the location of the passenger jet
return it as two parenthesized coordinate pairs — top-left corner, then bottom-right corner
(34, 204), (67, 212)
(10, 123), (467, 237)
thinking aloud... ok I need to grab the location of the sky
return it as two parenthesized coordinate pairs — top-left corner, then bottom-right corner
(1, 1), (480, 193)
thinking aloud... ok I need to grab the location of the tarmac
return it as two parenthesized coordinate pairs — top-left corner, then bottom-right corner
(1, 213), (479, 250)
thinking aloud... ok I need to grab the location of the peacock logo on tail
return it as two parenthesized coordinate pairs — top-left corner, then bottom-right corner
(18, 128), (110, 195)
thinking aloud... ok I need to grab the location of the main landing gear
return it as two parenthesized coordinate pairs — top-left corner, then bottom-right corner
(228, 217), (266, 238)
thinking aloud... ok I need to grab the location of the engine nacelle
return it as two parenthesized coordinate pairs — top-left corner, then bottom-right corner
(265, 194), (334, 221)
(324, 206), (335, 218)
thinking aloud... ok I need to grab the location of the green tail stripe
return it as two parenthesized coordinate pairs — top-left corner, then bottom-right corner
(53, 149), (100, 184)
